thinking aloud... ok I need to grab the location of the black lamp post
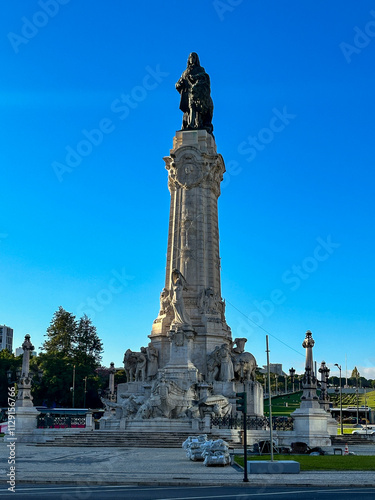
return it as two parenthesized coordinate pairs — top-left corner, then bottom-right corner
(318, 361), (330, 408)
(83, 376), (87, 409)
(334, 363), (343, 435)
(7, 367), (21, 384)
(356, 370), (360, 425)
(289, 367), (295, 393)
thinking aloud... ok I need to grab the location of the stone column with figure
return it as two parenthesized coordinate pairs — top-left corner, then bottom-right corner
(13, 334), (40, 440)
(150, 53), (232, 376)
(16, 334), (35, 408)
(300, 330), (319, 404)
(291, 330), (337, 447)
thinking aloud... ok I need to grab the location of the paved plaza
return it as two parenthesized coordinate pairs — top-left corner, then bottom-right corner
(0, 442), (374, 487)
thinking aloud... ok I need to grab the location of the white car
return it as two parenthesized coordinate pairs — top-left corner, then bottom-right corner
(352, 429), (375, 435)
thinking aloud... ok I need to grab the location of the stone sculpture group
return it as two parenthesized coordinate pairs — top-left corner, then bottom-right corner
(117, 332), (258, 421)
(123, 343), (159, 382)
(206, 339), (257, 383)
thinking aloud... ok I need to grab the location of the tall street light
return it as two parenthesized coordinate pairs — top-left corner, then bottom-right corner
(334, 363), (343, 435)
(71, 365), (76, 408)
(83, 376), (87, 409)
(356, 370), (360, 425)
(289, 367), (295, 393)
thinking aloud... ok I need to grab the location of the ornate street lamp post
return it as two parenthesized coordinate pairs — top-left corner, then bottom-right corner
(356, 370), (360, 425)
(7, 367), (22, 385)
(109, 362), (116, 402)
(83, 376), (87, 408)
(334, 363), (343, 435)
(70, 365), (76, 408)
(318, 361), (330, 410)
(289, 367), (295, 393)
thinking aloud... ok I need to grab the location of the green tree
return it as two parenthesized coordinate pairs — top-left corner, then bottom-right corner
(114, 368), (127, 386)
(75, 315), (103, 368)
(42, 306), (76, 357)
(0, 350), (22, 407)
(31, 353), (74, 407)
(34, 307), (104, 408)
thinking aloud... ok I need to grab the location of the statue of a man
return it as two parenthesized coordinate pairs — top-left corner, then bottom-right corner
(171, 269), (191, 327)
(146, 343), (159, 380)
(176, 52), (214, 134)
(218, 344), (234, 382)
(135, 348), (147, 382)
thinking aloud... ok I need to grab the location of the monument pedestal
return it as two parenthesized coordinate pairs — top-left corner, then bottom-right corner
(8, 407), (40, 442)
(291, 407), (333, 447)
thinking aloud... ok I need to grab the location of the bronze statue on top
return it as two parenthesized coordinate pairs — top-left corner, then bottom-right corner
(176, 52), (214, 134)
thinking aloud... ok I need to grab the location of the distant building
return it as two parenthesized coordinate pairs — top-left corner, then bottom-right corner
(259, 363), (287, 376)
(0, 325), (13, 352)
(15, 346), (37, 357)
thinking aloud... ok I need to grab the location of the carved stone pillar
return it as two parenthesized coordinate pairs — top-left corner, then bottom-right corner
(150, 130), (232, 374)
(16, 334), (34, 408)
(291, 330), (336, 447)
(300, 330), (320, 406)
(13, 334), (40, 439)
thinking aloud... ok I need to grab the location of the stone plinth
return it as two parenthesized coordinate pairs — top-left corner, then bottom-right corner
(290, 406), (336, 447)
(247, 460), (300, 474)
(6, 407), (41, 442)
(117, 382), (152, 402)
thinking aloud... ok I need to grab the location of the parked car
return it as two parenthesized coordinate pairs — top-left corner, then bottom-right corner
(352, 429), (375, 435)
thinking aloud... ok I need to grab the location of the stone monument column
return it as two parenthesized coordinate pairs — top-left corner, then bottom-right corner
(150, 129), (232, 371)
(115, 53), (263, 425)
(300, 330), (319, 406)
(16, 334), (35, 408)
(291, 331), (336, 446)
(150, 54), (232, 375)
(14, 334), (40, 439)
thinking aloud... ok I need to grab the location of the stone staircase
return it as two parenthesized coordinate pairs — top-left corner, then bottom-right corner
(36, 430), (239, 448)
(331, 434), (375, 446)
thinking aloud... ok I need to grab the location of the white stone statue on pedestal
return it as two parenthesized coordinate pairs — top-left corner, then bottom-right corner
(171, 269), (191, 328)
(146, 343), (159, 380)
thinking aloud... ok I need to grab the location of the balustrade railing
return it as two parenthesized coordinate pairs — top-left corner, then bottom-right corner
(211, 415), (293, 431)
(37, 414), (86, 429)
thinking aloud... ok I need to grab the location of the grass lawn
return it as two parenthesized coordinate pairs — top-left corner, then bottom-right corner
(359, 390), (375, 407)
(263, 391), (302, 417)
(235, 454), (375, 471)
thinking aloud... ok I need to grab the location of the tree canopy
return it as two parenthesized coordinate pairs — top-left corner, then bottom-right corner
(31, 307), (104, 408)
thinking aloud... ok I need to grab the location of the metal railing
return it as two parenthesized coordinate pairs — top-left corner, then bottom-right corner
(37, 414), (86, 429)
(211, 415), (293, 431)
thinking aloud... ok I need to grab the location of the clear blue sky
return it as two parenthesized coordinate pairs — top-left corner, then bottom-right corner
(1, 1), (374, 381)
